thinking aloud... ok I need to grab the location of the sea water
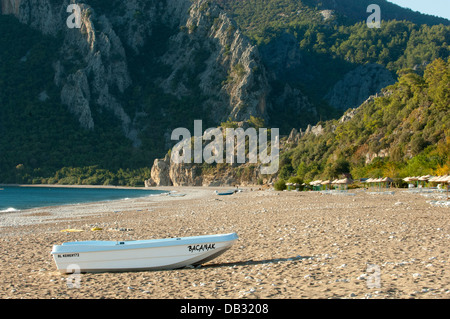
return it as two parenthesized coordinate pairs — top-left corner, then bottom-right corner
(0, 186), (167, 212)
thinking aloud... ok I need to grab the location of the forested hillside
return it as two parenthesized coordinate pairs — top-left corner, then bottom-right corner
(0, 0), (448, 186)
(0, 15), (152, 185)
(216, 0), (450, 131)
(277, 58), (449, 184)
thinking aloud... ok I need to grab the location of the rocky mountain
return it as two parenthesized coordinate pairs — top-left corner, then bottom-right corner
(1, 0), (270, 145)
(0, 0), (448, 185)
(325, 63), (395, 110)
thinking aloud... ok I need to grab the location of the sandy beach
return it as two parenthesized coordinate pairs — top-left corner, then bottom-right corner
(0, 186), (449, 299)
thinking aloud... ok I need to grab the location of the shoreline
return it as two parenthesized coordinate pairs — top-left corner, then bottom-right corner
(0, 184), (170, 216)
(0, 186), (246, 229)
(0, 183), (153, 189)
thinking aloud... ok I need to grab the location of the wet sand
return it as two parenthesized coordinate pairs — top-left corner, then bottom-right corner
(0, 186), (449, 299)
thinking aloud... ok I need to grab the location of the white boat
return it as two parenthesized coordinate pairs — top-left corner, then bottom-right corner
(214, 190), (236, 195)
(51, 232), (238, 273)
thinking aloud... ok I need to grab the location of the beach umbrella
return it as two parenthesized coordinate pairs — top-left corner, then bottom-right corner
(404, 176), (419, 187)
(419, 175), (431, 188)
(336, 178), (352, 191)
(321, 180), (331, 190)
(428, 176), (438, 183)
(309, 180), (319, 191)
(330, 179), (339, 190)
(437, 176), (445, 182)
(382, 177), (393, 189)
(314, 180), (323, 191)
(371, 177), (380, 190)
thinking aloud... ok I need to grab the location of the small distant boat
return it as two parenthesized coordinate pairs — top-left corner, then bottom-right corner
(51, 232), (238, 273)
(168, 193), (186, 197)
(214, 190), (236, 196)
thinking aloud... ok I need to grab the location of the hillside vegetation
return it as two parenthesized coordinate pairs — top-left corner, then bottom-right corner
(215, 0), (450, 132)
(0, 0), (448, 186)
(277, 58), (450, 183)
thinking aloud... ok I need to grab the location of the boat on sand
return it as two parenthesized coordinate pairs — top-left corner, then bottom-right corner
(214, 190), (236, 196)
(51, 232), (238, 273)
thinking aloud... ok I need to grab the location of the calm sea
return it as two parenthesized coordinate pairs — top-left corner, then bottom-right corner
(0, 186), (168, 212)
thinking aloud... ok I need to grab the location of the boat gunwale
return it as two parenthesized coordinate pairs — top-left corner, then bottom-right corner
(51, 232), (238, 254)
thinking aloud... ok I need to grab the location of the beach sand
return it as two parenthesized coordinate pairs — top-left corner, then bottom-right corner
(0, 186), (449, 299)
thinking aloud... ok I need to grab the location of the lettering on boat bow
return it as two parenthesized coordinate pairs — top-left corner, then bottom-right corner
(188, 243), (216, 253)
(57, 253), (80, 258)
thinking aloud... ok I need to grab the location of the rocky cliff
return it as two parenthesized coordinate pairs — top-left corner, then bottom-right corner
(144, 121), (279, 187)
(325, 63), (395, 111)
(1, 0), (270, 148)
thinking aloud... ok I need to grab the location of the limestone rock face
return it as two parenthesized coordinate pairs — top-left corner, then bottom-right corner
(145, 120), (281, 187)
(159, 0), (270, 122)
(169, 162), (203, 187)
(1, 0), (22, 16)
(1, 0), (270, 146)
(149, 154), (172, 186)
(325, 63), (395, 111)
(60, 70), (94, 130)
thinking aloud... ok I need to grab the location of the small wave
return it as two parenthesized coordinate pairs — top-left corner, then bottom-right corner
(0, 207), (20, 213)
(146, 192), (170, 197)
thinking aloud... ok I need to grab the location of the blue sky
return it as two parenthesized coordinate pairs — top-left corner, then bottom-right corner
(387, 0), (450, 20)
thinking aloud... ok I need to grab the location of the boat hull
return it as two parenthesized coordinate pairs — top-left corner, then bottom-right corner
(51, 233), (238, 273)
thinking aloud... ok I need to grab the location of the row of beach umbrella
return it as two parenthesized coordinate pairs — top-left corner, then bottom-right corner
(308, 178), (354, 191)
(364, 177), (394, 190)
(283, 175), (449, 191)
(403, 175), (450, 184)
(309, 178), (353, 186)
(285, 178), (354, 188)
(365, 177), (393, 183)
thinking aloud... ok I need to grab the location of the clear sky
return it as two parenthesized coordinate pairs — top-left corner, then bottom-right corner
(387, 0), (450, 21)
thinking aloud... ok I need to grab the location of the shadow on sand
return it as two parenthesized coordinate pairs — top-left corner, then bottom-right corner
(201, 255), (312, 269)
